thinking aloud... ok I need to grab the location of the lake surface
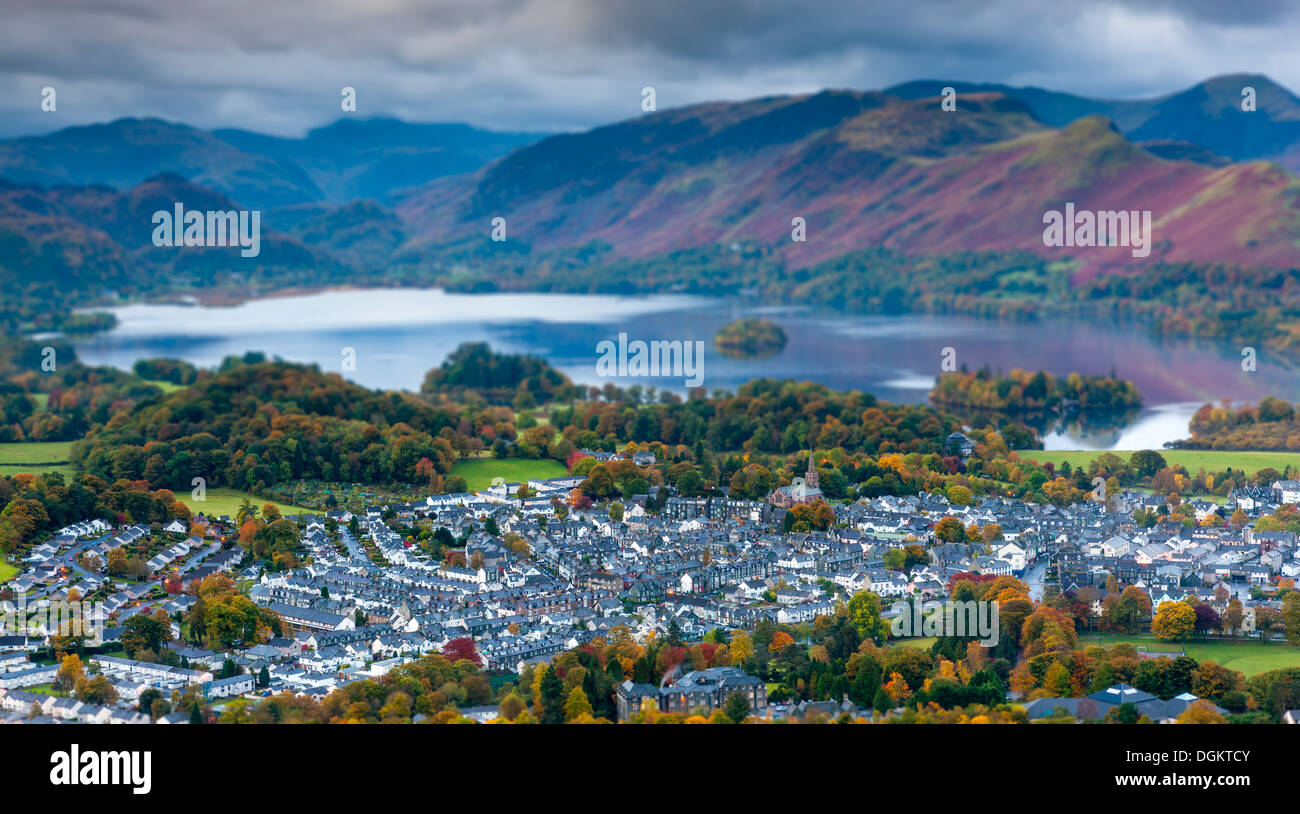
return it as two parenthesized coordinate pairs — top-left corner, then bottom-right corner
(71, 287), (1300, 450)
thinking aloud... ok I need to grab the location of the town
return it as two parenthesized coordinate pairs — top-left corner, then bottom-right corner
(3, 441), (1299, 725)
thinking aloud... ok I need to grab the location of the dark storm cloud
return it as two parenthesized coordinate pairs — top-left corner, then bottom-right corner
(1, 0), (1297, 137)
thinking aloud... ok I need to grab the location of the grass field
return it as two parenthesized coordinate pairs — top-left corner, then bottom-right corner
(897, 637), (937, 650)
(1078, 633), (1300, 677)
(181, 487), (315, 520)
(450, 458), (568, 491)
(142, 379), (187, 393)
(1015, 449), (1300, 476)
(0, 561), (17, 583)
(0, 441), (75, 464)
(0, 441), (77, 478)
(0, 464), (77, 478)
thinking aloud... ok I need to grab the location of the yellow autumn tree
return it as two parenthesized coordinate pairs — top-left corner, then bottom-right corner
(1176, 699), (1226, 724)
(1152, 601), (1197, 641)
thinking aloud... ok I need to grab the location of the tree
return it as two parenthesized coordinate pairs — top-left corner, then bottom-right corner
(768, 631), (795, 653)
(1130, 450), (1167, 479)
(106, 546), (128, 576)
(53, 654), (85, 694)
(1222, 599), (1244, 638)
(235, 497), (258, 526)
(872, 685), (891, 715)
(257, 665), (271, 688)
(934, 516), (966, 543)
(538, 667), (566, 725)
(1193, 603), (1221, 635)
(76, 674), (118, 705)
(1176, 699), (1226, 724)
(1279, 585), (1300, 642)
(1152, 602), (1197, 641)
(847, 591), (889, 644)
(498, 693), (526, 721)
(442, 637), (482, 666)
(722, 691), (751, 723)
(1106, 702), (1141, 724)
(729, 631), (755, 664)
(564, 686), (593, 721)
(138, 688), (163, 715)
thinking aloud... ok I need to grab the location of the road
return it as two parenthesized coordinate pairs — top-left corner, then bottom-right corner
(339, 529), (369, 564)
(1023, 557), (1049, 602)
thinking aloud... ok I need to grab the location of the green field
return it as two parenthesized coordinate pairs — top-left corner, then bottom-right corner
(450, 458), (568, 491)
(0, 441), (77, 478)
(1078, 633), (1300, 677)
(0, 561), (17, 583)
(1015, 449), (1300, 476)
(142, 379), (187, 393)
(897, 637), (937, 650)
(0, 464), (77, 478)
(0, 441), (75, 465)
(182, 487), (315, 520)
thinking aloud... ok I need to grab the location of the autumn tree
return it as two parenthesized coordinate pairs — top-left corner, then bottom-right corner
(564, 687), (594, 721)
(1176, 699), (1226, 724)
(847, 590), (889, 644)
(1152, 602), (1197, 642)
(1280, 591), (1300, 646)
(53, 654), (85, 694)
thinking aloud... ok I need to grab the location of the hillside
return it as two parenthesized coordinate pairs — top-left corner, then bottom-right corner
(887, 73), (1300, 169)
(0, 117), (545, 211)
(398, 91), (1300, 277)
(7, 77), (1300, 350)
(0, 174), (348, 332)
(214, 118), (546, 203)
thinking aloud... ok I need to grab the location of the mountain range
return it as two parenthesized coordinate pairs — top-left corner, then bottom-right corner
(4, 73), (1300, 330)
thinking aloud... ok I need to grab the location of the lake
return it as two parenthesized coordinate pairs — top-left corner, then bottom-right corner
(71, 287), (1300, 450)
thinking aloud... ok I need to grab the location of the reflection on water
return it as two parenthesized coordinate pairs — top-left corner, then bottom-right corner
(1041, 403), (1204, 450)
(945, 404), (1170, 448)
(71, 289), (1299, 451)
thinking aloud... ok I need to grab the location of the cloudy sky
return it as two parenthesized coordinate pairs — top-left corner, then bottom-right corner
(3, 0), (1299, 137)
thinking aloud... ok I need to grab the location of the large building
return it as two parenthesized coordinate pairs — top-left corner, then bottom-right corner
(616, 667), (767, 720)
(769, 452), (824, 509)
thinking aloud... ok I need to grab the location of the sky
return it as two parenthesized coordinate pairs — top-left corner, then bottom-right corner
(4, 0), (1300, 137)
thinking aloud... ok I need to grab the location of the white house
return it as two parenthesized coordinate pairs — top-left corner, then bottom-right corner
(1273, 480), (1300, 504)
(994, 541), (1027, 571)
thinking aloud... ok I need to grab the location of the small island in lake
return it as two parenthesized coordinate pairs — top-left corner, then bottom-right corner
(929, 368), (1142, 413)
(713, 318), (788, 358)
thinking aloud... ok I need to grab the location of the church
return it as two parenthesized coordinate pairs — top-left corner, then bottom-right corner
(768, 451), (824, 509)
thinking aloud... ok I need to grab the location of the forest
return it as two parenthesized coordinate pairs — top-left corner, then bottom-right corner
(1180, 396), (1300, 451)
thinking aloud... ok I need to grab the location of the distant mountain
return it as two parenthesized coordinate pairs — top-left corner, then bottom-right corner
(886, 74), (1300, 169)
(0, 118), (323, 211)
(8, 75), (1300, 334)
(0, 173), (345, 300)
(213, 118), (546, 202)
(0, 117), (547, 211)
(398, 89), (1300, 275)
